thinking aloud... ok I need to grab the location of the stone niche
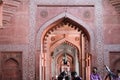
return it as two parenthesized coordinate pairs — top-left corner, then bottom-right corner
(0, 51), (22, 80)
(109, 52), (120, 73)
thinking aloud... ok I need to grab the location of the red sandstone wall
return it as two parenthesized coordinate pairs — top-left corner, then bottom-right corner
(36, 6), (95, 32)
(109, 52), (120, 72)
(1, 0), (120, 45)
(0, 0), (29, 44)
(103, 0), (120, 44)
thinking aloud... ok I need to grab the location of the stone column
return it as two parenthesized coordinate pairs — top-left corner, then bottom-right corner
(81, 33), (85, 80)
(95, 0), (104, 77)
(75, 50), (79, 75)
(28, 0), (36, 80)
(39, 53), (42, 80)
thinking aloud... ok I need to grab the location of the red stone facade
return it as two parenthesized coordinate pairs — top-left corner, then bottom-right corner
(0, 0), (120, 80)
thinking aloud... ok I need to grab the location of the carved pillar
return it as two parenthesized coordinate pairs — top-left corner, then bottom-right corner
(85, 53), (91, 80)
(75, 50), (79, 75)
(28, 0), (36, 80)
(36, 51), (40, 80)
(43, 52), (46, 80)
(81, 33), (85, 80)
(51, 57), (55, 78)
(95, 0), (104, 77)
(39, 52), (42, 80)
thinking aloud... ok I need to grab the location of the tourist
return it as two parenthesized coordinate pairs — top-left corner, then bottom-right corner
(90, 67), (102, 80)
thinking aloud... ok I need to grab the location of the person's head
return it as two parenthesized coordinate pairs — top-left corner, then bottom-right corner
(117, 69), (120, 76)
(71, 71), (77, 78)
(61, 71), (66, 77)
(92, 67), (98, 74)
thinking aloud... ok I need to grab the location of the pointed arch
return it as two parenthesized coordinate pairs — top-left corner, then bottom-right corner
(36, 12), (95, 53)
(50, 39), (79, 53)
(51, 40), (79, 60)
(4, 58), (19, 66)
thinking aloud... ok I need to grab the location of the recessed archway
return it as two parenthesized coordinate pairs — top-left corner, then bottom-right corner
(2, 58), (21, 80)
(36, 12), (95, 51)
(36, 12), (94, 80)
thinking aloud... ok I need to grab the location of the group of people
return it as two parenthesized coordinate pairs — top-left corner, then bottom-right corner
(53, 67), (120, 80)
(57, 71), (81, 80)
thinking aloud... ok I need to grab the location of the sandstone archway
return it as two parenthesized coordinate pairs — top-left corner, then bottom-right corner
(37, 13), (94, 80)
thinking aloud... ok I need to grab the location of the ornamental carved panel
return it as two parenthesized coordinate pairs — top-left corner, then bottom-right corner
(109, 52), (120, 72)
(1, 52), (22, 80)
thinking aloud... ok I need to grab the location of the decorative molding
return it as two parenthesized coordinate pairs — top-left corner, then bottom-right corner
(95, 0), (104, 76)
(40, 10), (48, 18)
(103, 44), (120, 69)
(36, 12), (95, 53)
(36, 0), (95, 5)
(28, 0), (36, 80)
(37, 5), (94, 7)
(0, 44), (29, 80)
(83, 10), (91, 19)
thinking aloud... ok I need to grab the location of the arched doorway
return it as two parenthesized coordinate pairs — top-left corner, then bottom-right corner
(39, 17), (92, 80)
(51, 42), (79, 78)
(2, 58), (21, 80)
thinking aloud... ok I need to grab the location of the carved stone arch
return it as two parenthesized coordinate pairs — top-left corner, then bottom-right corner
(50, 40), (79, 55)
(51, 44), (77, 76)
(55, 52), (74, 73)
(36, 12), (95, 53)
(52, 42), (78, 58)
(43, 18), (89, 42)
(2, 58), (21, 80)
(56, 52), (74, 63)
(4, 58), (19, 66)
(37, 12), (94, 80)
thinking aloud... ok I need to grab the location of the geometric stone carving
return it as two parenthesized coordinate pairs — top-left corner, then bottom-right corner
(40, 10), (48, 18)
(51, 36), (55, 41)
(75, 37), (79, 41)
(83, 10), (91, 19)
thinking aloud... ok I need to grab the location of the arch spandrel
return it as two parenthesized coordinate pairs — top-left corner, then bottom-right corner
(36, 12), (95, 53)
(52, 41), (78, 58)
(37, 12), (94, 80)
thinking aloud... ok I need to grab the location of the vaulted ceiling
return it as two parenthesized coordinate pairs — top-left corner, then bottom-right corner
(109, 0), (120, 15)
